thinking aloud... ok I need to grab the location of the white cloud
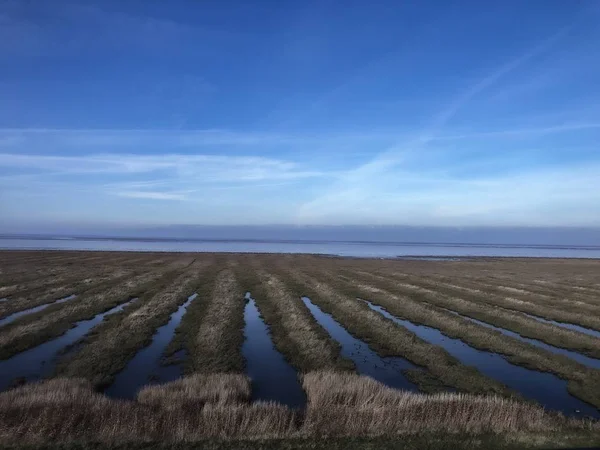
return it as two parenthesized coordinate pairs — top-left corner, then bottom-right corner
(115, 191), (188, 201)
(295, 162), (600, 226)
(296, 24), (583, 224)
(0, 152), (332, 204)
(431, 123), (600, 141)
(0, 127), (401, 149)
(0, 152), (327, 181)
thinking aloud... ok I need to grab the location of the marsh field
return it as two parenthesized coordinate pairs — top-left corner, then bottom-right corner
(1, 251), (599, 449)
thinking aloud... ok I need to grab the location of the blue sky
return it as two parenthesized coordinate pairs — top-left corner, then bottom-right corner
(1, 0), (599, 230)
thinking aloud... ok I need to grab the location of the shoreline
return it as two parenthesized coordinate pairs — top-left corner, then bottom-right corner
(1, 248), (600, 261)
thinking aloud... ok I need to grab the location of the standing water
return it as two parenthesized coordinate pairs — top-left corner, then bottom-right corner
(520, 312), (600, 340)
(364, 300), (600, 418)
(105, 293), (197, 399)
(0, 294), (77, 328)
(301, 296), (418, 392)
(0, 297), (137, 391)
(242, 293), (306, 409)
(440, 308), (600, 370)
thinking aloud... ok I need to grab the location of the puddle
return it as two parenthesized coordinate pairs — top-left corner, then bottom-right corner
(0, 294), (77, 328)
(0, 298), (137, 392)
(439, 308), (600, 370)
(301, 296), (418, 392)
(0, 298), (8, 303)
(520, 312), (600, 340)
(105, 293), (197, 400)
(242, 293), (306, 409)
(153, 349), (187, 384)
(364, 300), (599, 418)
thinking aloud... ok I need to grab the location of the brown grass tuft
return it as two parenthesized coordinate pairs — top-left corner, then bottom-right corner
(0, 372), (597, 445)
(0, 375), (297, 444)
(301, 371), (568, 436)
(137, 373), (251, 409)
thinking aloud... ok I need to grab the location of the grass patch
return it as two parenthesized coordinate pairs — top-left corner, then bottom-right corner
(360, 269), (600, 354)
(0, 373), (597, 448)
(274, 263), (512, 396)
(55, 260), (211, 387)
(334, 267), (600, 409)
(233, 260), (353, 373)
(0, 268), (185, 361)
(186, 265), (246, 373)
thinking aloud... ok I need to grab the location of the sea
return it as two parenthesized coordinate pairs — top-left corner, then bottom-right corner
(1, 235), (600, 259)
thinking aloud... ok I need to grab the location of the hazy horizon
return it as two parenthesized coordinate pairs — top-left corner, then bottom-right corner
(2, 224), (600, 247)
(1, 1), (600, 229)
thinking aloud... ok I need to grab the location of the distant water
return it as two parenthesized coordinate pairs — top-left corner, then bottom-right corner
(1, 237), (600, 258)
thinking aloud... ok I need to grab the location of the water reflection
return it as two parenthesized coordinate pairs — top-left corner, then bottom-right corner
(441, 308), (600, 370)
(521, 312), (600, 340)
(301, 296), (418, 392)
(242, 293), (306, 409)
(0, 297), (137, 391)
(0, 294), (77, 328)
(364, 300), (600, 418)
(105, 293), (197, 400)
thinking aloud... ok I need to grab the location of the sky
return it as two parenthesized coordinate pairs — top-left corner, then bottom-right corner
(1, 0), (600, 231)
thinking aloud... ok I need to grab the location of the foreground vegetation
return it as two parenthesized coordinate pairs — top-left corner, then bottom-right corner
(1, 251), (599, 448)
(0, 373), (597, 448)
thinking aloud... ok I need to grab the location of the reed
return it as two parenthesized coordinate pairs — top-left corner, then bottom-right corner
(137, 373), (251, 408)
(0, 374), (596, 446)
(301, 371), (590, 436)
(0, 377), (297, 445)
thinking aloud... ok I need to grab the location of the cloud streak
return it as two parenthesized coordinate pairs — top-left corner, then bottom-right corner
(297, 23), (579, 221)
(0, 152), (331, 201)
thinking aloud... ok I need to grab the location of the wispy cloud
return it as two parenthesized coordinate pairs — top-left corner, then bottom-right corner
(0, 152), (331, 201)
(115, 191), (189, 201)
(0, 128), (402, 149)
(297, 23), (579, 222)
(295, 161), (600, 226)
(431, 123), (600, 141)
(0, 152), (326, 179)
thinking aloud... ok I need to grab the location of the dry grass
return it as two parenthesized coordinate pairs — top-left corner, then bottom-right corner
(0, 252), (156, 300)
(0, 265), (137, 319)
(56, 261), (208, 386)
(345, 269), (600, 358)
(1, 252), (600, 447)
(187, 268), (246, 373)
(0, 377), (297, 444)
(301, 371), (577, 436)
(328, 268), (600, 409)
(0, 373), (596, 446)
(274, 265), (511, 396)
(137, 373), (251, 409)
(336, 256), (600, 310)
(0, 267), (185, 360)
(386, 271), (600, 329)
(239, 263), (352, 372)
